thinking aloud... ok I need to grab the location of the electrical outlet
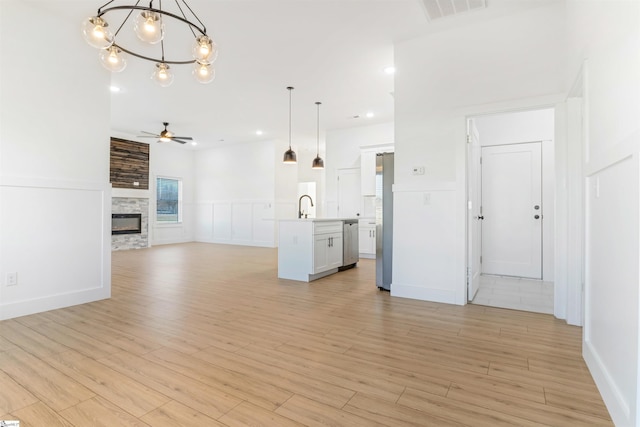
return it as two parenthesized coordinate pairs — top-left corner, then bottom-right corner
(412, 166), (425, 175)
(6, 272), (17, 286)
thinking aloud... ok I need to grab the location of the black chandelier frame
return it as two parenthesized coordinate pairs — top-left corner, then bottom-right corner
(94, 0), (210, 65)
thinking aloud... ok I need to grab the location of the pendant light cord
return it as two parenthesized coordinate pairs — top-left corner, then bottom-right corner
(316, 101), (321, 156)
(287, 87), (294, 150)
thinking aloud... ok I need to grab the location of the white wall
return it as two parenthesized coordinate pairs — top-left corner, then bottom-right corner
(150, 143), (196, 245)
(0, 1), (111, 320)
(393, 2), (565, 304)
(195, 139), (296, 247)
(565, 1), (640, 425)
(325, 122), (394, 217)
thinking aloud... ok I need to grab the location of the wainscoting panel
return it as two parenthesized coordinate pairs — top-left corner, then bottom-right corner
(0, 178), (111, 320)
(196, 200), (278, 247)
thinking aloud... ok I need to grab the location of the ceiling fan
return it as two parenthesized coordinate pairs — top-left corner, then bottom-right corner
(139, 122), (193, 144)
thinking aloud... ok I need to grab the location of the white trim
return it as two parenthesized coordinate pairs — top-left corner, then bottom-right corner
(391, 283), (458, 304)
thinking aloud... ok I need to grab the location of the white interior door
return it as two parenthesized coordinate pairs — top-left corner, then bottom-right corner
(467, 121), (482, 300)
(337, 168), (360, 218)
(481, 142), (542, 279)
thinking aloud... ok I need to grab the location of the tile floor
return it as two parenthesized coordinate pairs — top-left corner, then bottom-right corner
(471, 274), (554, 314)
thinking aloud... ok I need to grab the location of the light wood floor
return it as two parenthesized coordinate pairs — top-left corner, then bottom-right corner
(0, 243), (611, 426)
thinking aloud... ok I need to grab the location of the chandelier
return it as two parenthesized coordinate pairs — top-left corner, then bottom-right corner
(82, 0), (218, 87)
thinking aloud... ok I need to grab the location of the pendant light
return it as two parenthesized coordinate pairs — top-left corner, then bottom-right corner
(312, 101), (324, 169)
(283, 86), (297, 164)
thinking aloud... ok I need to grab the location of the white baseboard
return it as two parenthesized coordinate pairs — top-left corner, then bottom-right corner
(391, 283), (457, 304)
(583, 340), (632, 426)
(0, 287), (110, 321)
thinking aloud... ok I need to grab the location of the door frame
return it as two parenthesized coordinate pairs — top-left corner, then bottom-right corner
(465, 108), (556, 303)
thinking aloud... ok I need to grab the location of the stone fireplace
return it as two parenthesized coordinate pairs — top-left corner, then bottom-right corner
(112, 197), (148, 250)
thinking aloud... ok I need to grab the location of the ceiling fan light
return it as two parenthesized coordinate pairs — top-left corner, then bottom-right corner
(151, 63), (174, 87)
(81, 16), (113, 49)
(134, 11), (164, 44)
(193, 61), (215, 84)
(99, 45), (127, 72)
(283, 148), (297, 164)
(192, 35), (217, 63)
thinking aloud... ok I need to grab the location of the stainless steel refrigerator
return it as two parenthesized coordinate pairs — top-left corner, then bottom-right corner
(376, 152), (393, 290)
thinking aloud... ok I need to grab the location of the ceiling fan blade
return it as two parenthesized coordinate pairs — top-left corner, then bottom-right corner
(140, 131), (158, 136)
(137, 135), (160, 138)
(170, 136), (193, 140)
(173, 138), (189, 144)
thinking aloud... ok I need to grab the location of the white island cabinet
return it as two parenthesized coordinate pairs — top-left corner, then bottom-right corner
(278, 219), (344, 282)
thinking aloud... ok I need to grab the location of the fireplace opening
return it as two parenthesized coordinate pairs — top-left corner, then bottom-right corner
(112, 213), (142, 235)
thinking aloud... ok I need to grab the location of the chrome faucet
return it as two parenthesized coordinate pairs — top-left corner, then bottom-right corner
(298, 194), (314, 218)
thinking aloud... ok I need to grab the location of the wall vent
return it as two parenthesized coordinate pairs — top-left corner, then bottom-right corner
(420, 0), (486, 21)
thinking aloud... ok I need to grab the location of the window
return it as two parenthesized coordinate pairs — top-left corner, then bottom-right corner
(156, 177), (182, 223)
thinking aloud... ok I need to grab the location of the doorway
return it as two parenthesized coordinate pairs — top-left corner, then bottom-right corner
(467, 109), (555, 314)
(337, 168), (361, 218)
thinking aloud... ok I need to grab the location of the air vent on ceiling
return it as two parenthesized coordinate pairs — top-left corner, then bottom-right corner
(420, 0), (486, 21)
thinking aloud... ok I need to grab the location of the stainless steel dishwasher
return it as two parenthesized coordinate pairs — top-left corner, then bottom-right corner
(340, 219), (359, 270)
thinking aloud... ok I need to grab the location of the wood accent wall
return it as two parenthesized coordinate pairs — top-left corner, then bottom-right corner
(110, 138), (150, 189)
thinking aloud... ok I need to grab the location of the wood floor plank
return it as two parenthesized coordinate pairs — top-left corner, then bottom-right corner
(193, 345), (356, 409)
(62, 319), (162, 355)
(343, 392), (464, 426)
(275, 394), (388, 427)
(219, 401), (305, 427)
(26, 321), (122, 359)
(544, 388), (612, 420)
(9, 402), (75, 427)
(0, 319), (69, 358)
(59, 396), (150, 427)
(0, 369), (39, 414)
(0, 243), (612, 425)
(99, 351), (243, 419)
(0, 348), (95, 412)
(44, 350), (170, 418)
(143, 347), (293, 411)
(236, 343), (405, 403)
(140, 400), (225, 427)
(397, 387), (547, 427)
(446, 382), (613, 425)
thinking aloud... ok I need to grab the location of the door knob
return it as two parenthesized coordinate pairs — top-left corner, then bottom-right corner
(534, 205), (540, 210)
(477, 215), (484, 220)
(534, 214), (540, 219)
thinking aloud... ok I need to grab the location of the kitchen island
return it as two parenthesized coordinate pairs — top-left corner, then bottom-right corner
(278, 218), (359, 282)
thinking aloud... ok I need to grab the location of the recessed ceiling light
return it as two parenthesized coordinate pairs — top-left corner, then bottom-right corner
(109, 85), (121, 93)
(383, 66), (396, 75)
(366, 112), (374, 118)
(191, 141), (197, 146)
(256, 130), (263, 136)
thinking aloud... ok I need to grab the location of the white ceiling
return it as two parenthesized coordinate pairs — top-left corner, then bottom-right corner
(76, 0), (551, 150)
(89, 0), (425, 150)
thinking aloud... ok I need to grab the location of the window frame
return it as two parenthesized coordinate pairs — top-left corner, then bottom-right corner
(155, 176), (183, 224)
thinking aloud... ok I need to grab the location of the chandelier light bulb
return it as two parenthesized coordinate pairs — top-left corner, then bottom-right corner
(81, 16), (113, 49)
(151, 63), (174, 87)
(134, 11), (164, 44)
(193, 61), (215, 84)
(99, 46), (127, 72)
(192, 35), (217, 64)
